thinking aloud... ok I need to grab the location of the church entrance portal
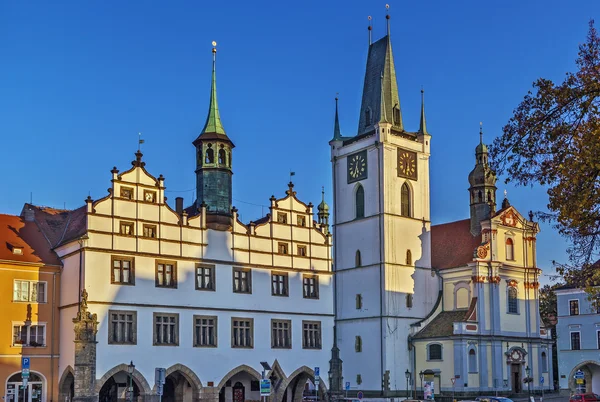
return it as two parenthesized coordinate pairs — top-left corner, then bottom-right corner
(511, 364), (522, 394)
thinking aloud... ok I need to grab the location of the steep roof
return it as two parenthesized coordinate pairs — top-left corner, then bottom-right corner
(431, 218), (481, 270)
(0, 214), (61, 266)
(412, 310), (469, 339)
(21, 203), (87, 248)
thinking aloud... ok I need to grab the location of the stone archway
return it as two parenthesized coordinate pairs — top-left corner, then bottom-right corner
(217, 365), (262, 402)
(95, 364), (152, 398)
(568, 361), (600, 393)
(277, 366), (328, 402)
(58, 366), (75, 402)
(156, 364), (203, 402)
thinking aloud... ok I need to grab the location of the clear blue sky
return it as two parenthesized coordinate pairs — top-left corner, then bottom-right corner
(1, 0), (597, 281)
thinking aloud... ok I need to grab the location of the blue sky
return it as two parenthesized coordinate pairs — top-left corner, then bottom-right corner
(1, 0), (597, 282)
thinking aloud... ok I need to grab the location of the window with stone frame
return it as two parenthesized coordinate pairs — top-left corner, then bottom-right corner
(302, 321), (321, 349)
(428, 343), (443, 360)
(111, 256), (134, 285)
(406, 293), (413, 308)
(278, 242), (289, 255)
(218, 149), (226, 165)
(196, 264), (215, 291)
(393, 106), (401, 126)
(277, 212), (288, 224)
(233, 268), (251, 293)
(271, 272), (288, 296)
(401, 183), (411, 217)
(355, 185), (365, 218)
(571, 331), (581, 350)
(297, 215), (306, 227)
(156, 261), (177, 288)
(120, 221), (134, 236)
(194, 315), (217, 347)
(143, 224), (157, 238)
(541, 351), (548, 372)
(13, 280), (46, 303)
(302, 275), (319, 299)
(355, 335), (362, 352)
(153, 313), (178, 346)
(108, 310), (137, 345)
(505, 238), (515, 260)
(120, 186), (133, 200)
(231, 318), (253, 348)
(468, 348), (477, 372)
(356, 294), (363, 309)
(271, 319), (291, 349)
(507, 286), (518, 314)
(297, 245), (307, 256)
(355, 250), (362, 267)
(570, 300), (580, 316)
(205, 147), (214, 164)
(12, 324), (45, 347)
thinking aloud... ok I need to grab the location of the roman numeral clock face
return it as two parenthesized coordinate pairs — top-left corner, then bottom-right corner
(347, 150), (367, 183)
(397, 149), (417, 180)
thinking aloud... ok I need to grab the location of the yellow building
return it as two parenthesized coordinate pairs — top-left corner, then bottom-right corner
(0, 213), (62, 402)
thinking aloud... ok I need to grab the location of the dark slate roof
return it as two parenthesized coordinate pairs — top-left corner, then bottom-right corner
(431, 219), (482, 270)
(21, 203), (87, 248)
(412, 310), (469, 339)
(0, 214), (62, 266)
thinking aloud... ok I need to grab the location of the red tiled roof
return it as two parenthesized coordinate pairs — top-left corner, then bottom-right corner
(0, 214), (61, 266)
(412, 309), (469, 339)
(21, 204), (87, 248)
(431, 218), (482, 270)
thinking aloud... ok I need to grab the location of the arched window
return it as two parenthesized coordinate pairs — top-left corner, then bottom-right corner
(468, 349), (477, 373)
(505, 238), (514, 260)
(508, 286), (518, 314)
(406, 250), (412, 265)
(541, 351), (548, 373)
(428, 343), (442, 360)
(205, 147), (214, 164)
(355, 336), (362, 352)
(355, 250), (362, 267)
(228, 152), (232, 167)
(218, 149), (226, 165)
(406, 293), (413, 308)
(487, 190), (492, 202)
(197, 149), (202, 165)
(456, 287), (469, 309)
(355, 185), (365, 219)
(393, 106), (401, 126)
(365, 108), (372, 125)
(401, 183), (411, 217)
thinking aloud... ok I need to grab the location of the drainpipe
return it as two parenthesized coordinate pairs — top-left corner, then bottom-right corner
(50, 270), (57, 402)
(376, 140), (385, 396)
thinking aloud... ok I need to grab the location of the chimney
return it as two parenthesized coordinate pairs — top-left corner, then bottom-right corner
(175, 197), (183, 215)
(23, 207), (35, 222)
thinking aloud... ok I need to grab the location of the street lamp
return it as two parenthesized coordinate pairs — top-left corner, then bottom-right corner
(127, 361), (135, 402)
(525, 365), (531, 398)
(419, 371), (424, 399)
(405, 370), (411, 399)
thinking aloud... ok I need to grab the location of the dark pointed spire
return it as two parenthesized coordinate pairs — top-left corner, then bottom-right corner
(419, 88), (428, 135)
(333, 96), (342, 140)
(200, 41), (226, 135)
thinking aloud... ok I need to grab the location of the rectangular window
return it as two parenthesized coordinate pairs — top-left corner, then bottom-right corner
(111, 256), (134, 285)
(12, 324), (45, 347)
(156, 261), (177, 288)
(108, 310), (136, 345)
(571, 332), (581, 350)
(196, 264), (215, 291)
(271, 272), (289, 296)
(278, 242), (289, 255)
(233, 268), (251, 293)
(194, 315), (217, 347)
(297, 245), (307, 256)
(143, 224), (157, 238)
(303, 275), (319, 299)
(13, 281), (46, 303)
(120, 221), (134, 236)
(302, 321), (321, 349)
(232, 318), (253, 348)
(154, 313), (178, 346)
(570, 300), (580, 316)
(144, 190), (156, 203)
(356, 294), (362, 309)
(277, 212), (288, 224)
(271, 319), (292, 349)
(120, 187), (133, 200)
(297, 215), (306, 227)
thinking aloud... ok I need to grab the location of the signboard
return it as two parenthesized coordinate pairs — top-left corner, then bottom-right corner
(22, 357), (30, 379)
(450, 378), (456, 386)
(345, 382), (350, 391)
(577, 379), (584, 385)
(155, 368), (166, 396)
(357, 391), (363, 400)
(575, 370), (585, 379)
(314, 367), (320, 380)
(540, 377), (544, 384)
(260, 379), (271, 396)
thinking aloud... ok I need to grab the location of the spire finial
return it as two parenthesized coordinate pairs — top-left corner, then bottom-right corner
(333, 94), (342, 140)
(200, 41), (226, 135)
(419, 87), (428, 135)
(322, 186), (325, 201)
(504, 189), (508, 198)
(385, 4), (390, 36)
(368, 16), (372, 45)
(479, 122), (483, 144)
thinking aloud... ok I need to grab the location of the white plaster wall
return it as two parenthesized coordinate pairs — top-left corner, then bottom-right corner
(336, 320), (381, 391)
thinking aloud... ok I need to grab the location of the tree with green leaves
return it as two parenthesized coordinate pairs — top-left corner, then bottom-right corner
(490, 20), (600, 274)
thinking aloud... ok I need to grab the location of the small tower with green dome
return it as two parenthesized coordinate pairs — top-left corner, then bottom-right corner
(468, 123), (497, 235)
(192, 41), (234, 229)
(317, 188), (330, 233)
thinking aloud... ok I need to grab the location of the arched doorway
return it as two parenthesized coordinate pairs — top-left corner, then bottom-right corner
(569, 361), (600, 394)
(279, 367), (327, 402)
(5, 372), (46, 402)
(218, 366), (262, 402)
(161, 366), (201, 402)
(96, 365), (151, 402)
(58, 367), (75, 402)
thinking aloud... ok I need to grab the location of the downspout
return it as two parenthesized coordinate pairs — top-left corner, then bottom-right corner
(377, 140), (385, 396)
(489, 214), (496, 392)
(332, 155), (338, 336)
(50, 271), (57, 402)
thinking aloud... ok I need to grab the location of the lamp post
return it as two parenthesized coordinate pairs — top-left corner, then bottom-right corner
(525, 365), (531, 399)
(405, 370), (411, 399)
(419, 371), (424, 399)
(127, 361), (135, 402)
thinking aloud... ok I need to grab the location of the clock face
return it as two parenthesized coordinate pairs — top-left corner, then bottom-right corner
(397, 149), (418, 180)
(347, 150), (368, 183)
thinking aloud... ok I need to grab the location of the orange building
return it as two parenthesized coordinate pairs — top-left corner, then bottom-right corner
(0, 213), (62, 402)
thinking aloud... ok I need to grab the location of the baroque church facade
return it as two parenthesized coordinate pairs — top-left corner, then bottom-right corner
(328, 13), (552, 399)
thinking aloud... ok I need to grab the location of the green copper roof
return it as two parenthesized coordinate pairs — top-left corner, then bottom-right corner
(201, 51), (226, 135)
(332, 97), (342, 140)
(419, 89), (428, 135)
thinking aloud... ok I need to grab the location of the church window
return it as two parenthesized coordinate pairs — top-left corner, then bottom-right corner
(487, 190), (492, 202)
(505, 238), (514, 260)
(478, 190), (482, 203)
(427, 343), (442, 360)
(355, 335), (362, 352)
(507, 286), (518, 314)
(356, 294), (362, 309)
(406, 249), (412, 265)
(277, 212), (288, 224)
(218, 149), (226, 165)
(456, 287), (469, 309)
(355, 185), (365, 219)
(365, 108), (372, 125)
(406, 293), (413, 308)
(393, 106), (401, 126)
(541, 351), (548, 372)
(401, 183), (411, 217)
(468, 349), (477, 373)
(355, 250), (362, 267)
(205, 146), (214, 164)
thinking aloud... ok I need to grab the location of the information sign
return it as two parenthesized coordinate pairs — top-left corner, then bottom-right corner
(260, 379), (271, 396)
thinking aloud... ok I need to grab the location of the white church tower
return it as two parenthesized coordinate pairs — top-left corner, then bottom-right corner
(329, 11), (439, 397)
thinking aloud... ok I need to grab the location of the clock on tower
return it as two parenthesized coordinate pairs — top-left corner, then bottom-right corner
(397, 148), (418, 180)
(347, 150), (368, 183)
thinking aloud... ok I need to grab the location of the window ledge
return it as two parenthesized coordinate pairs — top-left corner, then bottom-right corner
(13, 301), (46, 304)
(272, 294), (290, 297)
(193, 344), (218, 348)
(427, 359), (443, 362)
(111, 282), (135, 286)
(196, 288), (216, 292)
(153, 343), (180, 347)
(507, 312), (520, 315)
